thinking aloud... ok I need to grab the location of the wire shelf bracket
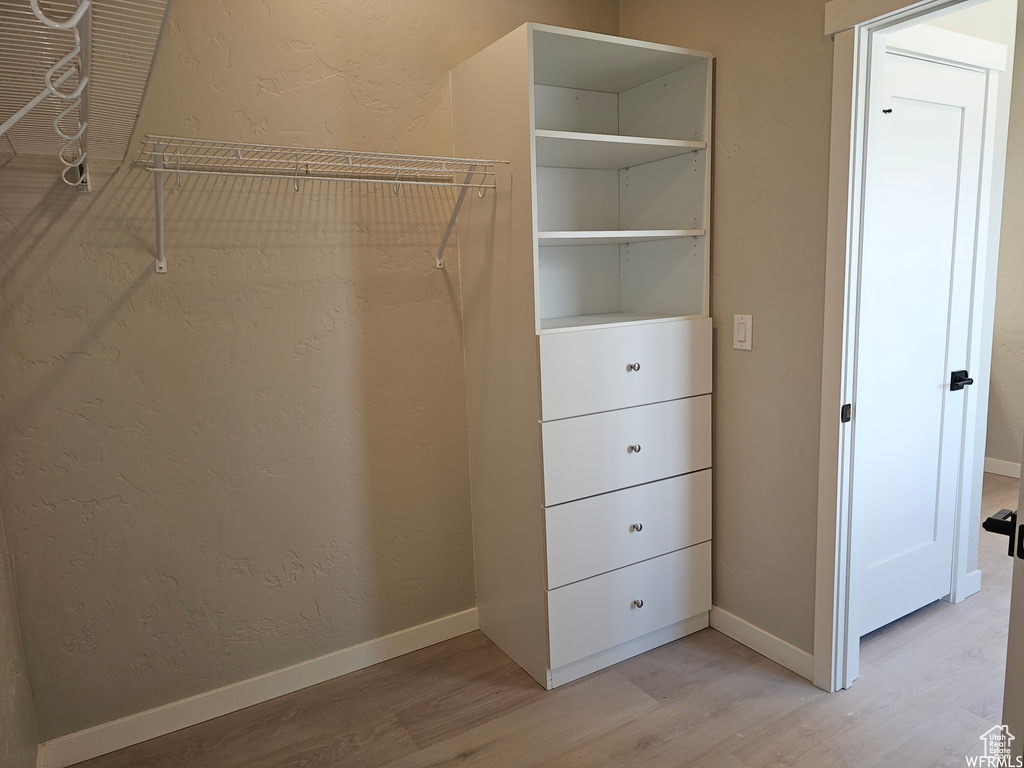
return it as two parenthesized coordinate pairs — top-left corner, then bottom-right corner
(138, 135), (507, 273)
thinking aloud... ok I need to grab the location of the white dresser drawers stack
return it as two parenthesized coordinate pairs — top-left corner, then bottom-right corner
(452, 24), (714, 689)
(541, 318), (712, 683)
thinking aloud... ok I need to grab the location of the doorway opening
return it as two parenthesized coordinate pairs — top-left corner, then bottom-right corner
(815, 0), (1019, 695)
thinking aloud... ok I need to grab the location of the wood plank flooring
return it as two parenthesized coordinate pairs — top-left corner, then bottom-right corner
(77, 473), (1019, 768)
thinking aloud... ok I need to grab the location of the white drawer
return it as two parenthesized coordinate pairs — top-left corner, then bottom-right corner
(539, 318), (712, 421)
(542, 395), (711, 506)
(547, 542), (711, 669)
(545, 470), (711, 589)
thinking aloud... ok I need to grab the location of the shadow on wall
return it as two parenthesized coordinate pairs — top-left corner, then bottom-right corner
(0, 155), (475, 739)
(0, 172), (151, 434)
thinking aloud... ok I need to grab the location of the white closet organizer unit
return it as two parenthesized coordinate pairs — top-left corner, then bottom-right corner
(452, 24), (713, 689)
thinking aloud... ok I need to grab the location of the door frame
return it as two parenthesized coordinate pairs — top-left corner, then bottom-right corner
(813, 0), (1013, 692)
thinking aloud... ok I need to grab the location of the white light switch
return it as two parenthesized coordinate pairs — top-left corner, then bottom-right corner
(733, 314), (752, 351)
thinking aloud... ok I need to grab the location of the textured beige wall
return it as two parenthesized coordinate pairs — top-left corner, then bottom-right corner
(0, 513), (37, 768)
(0, 0), (618, 740)
(986, 5), (1024, 467)
(621, 0), (836, 653)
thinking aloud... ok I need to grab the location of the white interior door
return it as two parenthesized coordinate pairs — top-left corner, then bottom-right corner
(853, 52), (986, 637)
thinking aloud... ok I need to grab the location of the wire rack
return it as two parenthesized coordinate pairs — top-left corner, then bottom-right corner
(139, 136), (501, 189)
(0, 0), (171, 188)
(0, 0), (92, 187)
(137, 135), (508, 272)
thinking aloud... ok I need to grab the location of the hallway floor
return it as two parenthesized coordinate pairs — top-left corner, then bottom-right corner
(77, 474), (1019, 768)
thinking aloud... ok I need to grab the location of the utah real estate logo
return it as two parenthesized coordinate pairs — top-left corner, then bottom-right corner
(968, 725), (1022, 767)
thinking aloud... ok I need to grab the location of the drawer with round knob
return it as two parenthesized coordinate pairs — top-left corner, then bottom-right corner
(541, 394), (711, 506)
(539, 317), (712, 421)
(546, 542), (711, 670)
(545, 470), (711, 589)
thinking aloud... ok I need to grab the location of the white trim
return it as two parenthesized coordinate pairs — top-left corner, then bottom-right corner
(827, 0), (935, 35)
(814, 24), (861, 695)
(985, 458), (1022, 478)
(546, 611), (709, 689)
(710, 606), (814, 682)
(959, 569), (983, 599)
(887, 24), (1007, 70)
(825, 0), (986, 36)
(36, 608), (479, 768)
(949, 48), (1003, 607)
(815, 0), (1013, 696)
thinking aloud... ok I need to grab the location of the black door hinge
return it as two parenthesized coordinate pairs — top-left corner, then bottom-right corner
(840, 403), (852, 423)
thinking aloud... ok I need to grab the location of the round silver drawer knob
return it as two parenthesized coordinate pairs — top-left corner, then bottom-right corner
(633, 599), (644, 608)
(631, 523), (643, 532)
(627, 362), (641, 372)
(628, 444), (641, 454)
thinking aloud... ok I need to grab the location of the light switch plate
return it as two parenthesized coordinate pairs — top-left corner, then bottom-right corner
(733, 314), (752, 351)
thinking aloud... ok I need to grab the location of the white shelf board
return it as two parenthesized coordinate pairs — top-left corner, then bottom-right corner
(535, 130), (705, 170)
(537, 229), (705, 247)
(540, 312), (706, 333)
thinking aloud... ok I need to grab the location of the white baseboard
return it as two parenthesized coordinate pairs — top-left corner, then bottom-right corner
(953, 569), (983, 603)
(36, 607), (479, 768)
(710, 606), (814, 682)
(985, 457), (1021, 478)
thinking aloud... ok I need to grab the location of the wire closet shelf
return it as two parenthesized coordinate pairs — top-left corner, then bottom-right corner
(138, 135), (507, 273)
(0, 0), (93, 189)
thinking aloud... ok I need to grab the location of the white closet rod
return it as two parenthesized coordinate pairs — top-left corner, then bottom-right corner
(0, 0), (92, 190)
(139, 135), (507, 273)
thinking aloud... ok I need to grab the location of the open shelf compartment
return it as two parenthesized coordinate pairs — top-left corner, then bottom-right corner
(537, 237), (708, 333)
(536, 152), (706, 233)
(532, 26), (710, 142)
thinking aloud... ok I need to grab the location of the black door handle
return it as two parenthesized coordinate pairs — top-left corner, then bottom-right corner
(983, 508), (1018, 557)
(950, 370), (974, 391)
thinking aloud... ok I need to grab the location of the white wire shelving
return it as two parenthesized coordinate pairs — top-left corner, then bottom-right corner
(0, 0), (171, 186)
(137, 135), (508, 273)
(0, 0), (93, 189)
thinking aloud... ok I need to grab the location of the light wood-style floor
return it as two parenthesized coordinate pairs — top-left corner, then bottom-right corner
(78, 473), (1019, 768)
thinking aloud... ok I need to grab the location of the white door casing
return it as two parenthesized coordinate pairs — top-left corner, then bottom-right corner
(853, 51), (986, 636)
